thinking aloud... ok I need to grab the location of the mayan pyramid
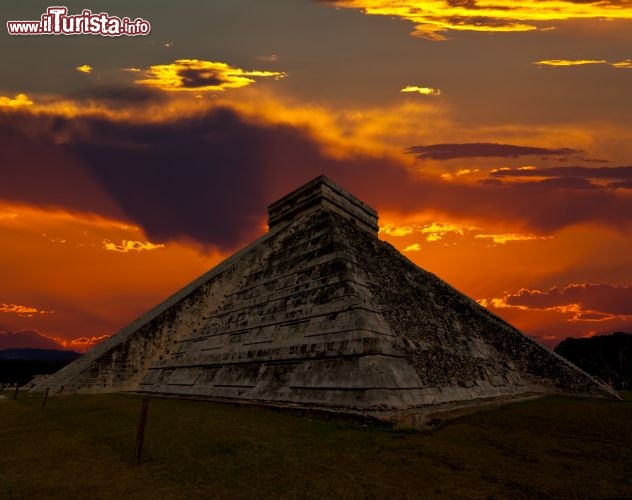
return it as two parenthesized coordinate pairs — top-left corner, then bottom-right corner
(36, 176), (617, 423)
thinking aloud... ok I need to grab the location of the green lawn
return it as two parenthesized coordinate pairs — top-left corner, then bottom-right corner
(1, 391), (631, 499)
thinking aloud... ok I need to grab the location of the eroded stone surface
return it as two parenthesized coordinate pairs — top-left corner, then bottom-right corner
(35, 176), (618, 419)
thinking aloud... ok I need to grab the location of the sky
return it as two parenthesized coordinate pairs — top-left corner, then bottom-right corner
(1, 0), (631, 352)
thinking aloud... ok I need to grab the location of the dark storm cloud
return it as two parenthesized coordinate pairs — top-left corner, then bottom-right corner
(0, 118), (123, 218)
(69, 108), (280, 247)
(406, 143), (579, 160)
(0, 106), (414, 249)
(2, 105), (632, 248)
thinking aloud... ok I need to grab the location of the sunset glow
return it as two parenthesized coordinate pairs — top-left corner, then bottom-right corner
(1, 1), (630, 351)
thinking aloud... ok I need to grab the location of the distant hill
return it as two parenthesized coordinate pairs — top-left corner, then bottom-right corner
(555, 332), (632, 390)
(0, 348), (81, 386)
(0, 348), (81, 362)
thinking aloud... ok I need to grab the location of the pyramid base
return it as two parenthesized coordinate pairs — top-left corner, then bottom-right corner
(132, 389), (561, 428)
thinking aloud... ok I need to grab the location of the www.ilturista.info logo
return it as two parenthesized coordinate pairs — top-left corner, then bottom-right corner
(7, 6), (151, 36)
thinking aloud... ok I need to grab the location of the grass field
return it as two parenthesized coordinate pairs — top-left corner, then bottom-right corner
(1, 391), (631, 499)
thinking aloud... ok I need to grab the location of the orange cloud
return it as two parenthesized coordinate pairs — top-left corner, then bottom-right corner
(326, 0), (632, 40)
(403, 243), (422, 252)
(65, 335), (111, 350)
(75, 64), (93, 74)
(103, 239), (165, 253)
(381, 221), (471, 241)
(135, 59), (286, 92)
(0, 93), (33, 108)
(440, 169), (481, 181)
(379, 223), (415, 236)
(421, 222), (467, 242)
(0, 304), (54, 318)
(381, 220), (548, 245)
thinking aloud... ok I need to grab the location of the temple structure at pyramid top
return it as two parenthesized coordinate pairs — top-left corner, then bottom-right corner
(267, 175), (379, 235)
(35, 175), (618, 425)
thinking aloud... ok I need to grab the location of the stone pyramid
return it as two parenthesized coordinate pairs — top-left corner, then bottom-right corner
(37, 176), (617, 423)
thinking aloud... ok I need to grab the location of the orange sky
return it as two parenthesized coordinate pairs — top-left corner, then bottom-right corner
(1, 1), (631, 351)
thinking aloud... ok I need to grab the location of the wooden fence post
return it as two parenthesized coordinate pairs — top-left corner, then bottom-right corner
(41, 388), (50, 411)
(134, 398), (150, 465)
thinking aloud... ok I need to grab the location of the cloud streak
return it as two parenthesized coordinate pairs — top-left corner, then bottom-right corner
(490, 165), (632, 180)
(0, 304), (54, 318)
(488, 165), (632, 190)
(474, 233), (553, 244)
(534, 59), (632, 69)
(406, 142), (579, 160)
(0, 329), (110, 351)
(401, 85), (441, 96)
